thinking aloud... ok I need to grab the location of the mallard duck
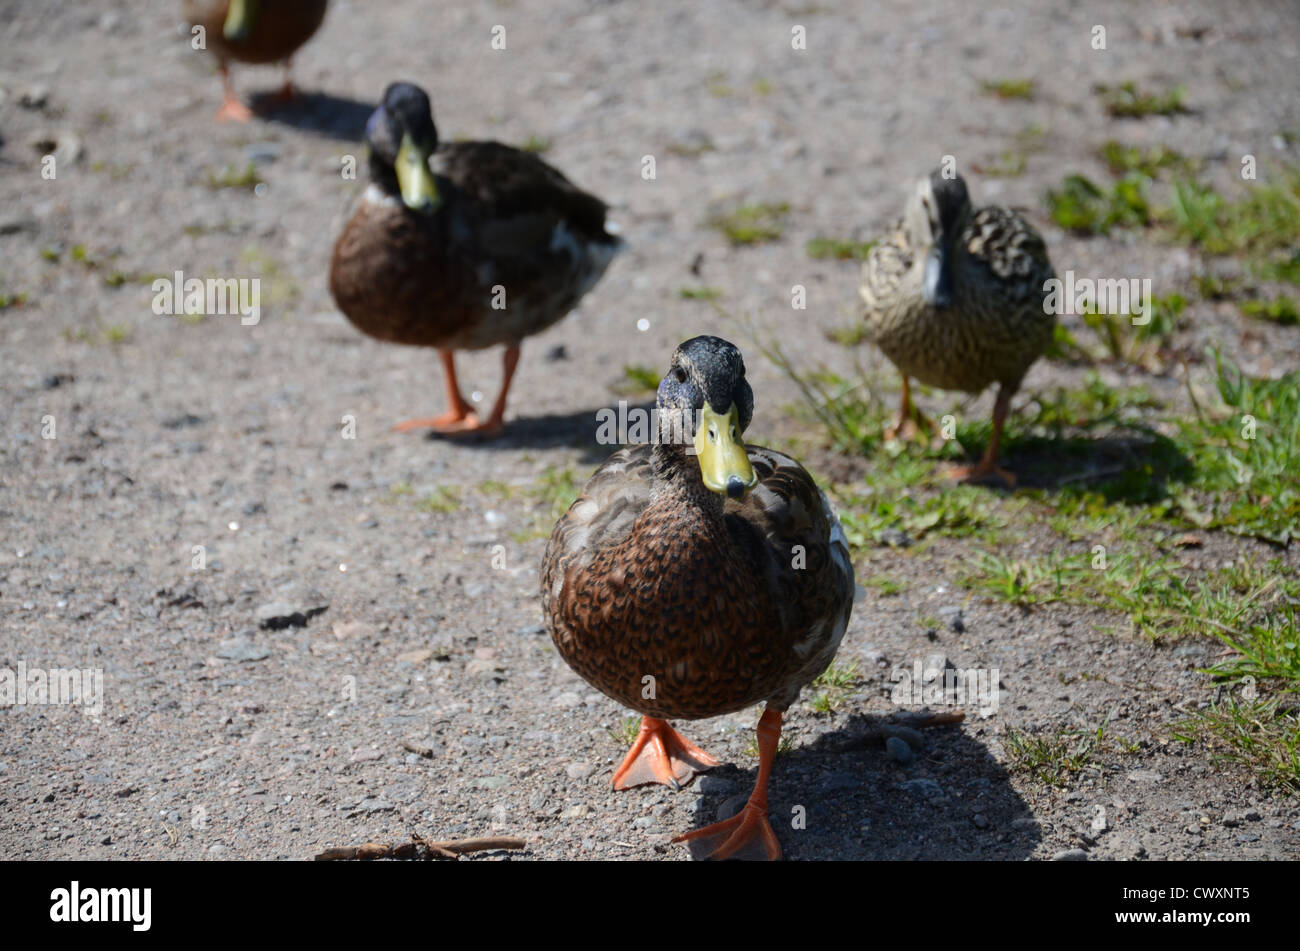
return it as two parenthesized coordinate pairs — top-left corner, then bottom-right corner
(186, 0), (328, 120)
(329, 82), (623, 434)
(859, 170), (1056, 485)
(541, 336), (855, 860)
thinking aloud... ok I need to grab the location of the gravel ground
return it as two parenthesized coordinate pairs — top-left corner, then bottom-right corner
(2, 0), (1299, 860)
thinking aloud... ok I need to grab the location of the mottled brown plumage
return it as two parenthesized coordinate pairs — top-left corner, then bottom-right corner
(540, 336), (853, 859)
(328, 83), (622, 433)
(859, 170), (1056, 482)
(543, 445), (851, 718)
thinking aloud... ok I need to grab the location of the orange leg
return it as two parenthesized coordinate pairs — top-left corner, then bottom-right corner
(612, 717), (720, 791)
(948, 384), (1016, 486)
(883, 375), (936, 443)
(215, 62), (253, 122)
(271, 61), (299, 102)
(395, 350), (478, 432)
(673, 709), (784, 860)
(476, 344), (521, 433)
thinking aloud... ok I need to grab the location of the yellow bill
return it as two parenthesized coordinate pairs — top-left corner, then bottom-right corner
(395, 133), (439, 212)
(694, 404), (757, 499)
(222, 0), (258, 42)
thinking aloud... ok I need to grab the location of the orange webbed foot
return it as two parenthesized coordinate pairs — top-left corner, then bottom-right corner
(673, 800), (782, 861)
(216, 96), (254, 122)
(612, 717), (719, 791)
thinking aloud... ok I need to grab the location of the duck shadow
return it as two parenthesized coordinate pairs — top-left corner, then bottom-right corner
(427, 401), (654, 466)
(248, 90), (374, 141)
(682, 712), (1040, 860)
(963, 430), (1193, 499)
(1013, 432), (1191, 498)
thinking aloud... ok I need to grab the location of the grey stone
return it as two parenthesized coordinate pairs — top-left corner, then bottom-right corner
(215, 639), (271, 662)
(898, 778), (945, 800)
(1052, 848), (1088, 861)
(565, 761), (595, 782)
(886, 736), (914, 764)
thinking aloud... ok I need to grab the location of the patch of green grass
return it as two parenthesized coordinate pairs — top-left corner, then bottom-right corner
(838, 485), (1016, 551)
(1098, 81), (1189, 118)
(1179, 350), (1300, 544)
(706, 71), (735, 98)
(608, 715), (641, 746)
(479, 480), (515, 499)
(416, 486), (461, 514)
(103, 324), (132, 344)
(708, 202), (790, 246)
(974, 151), (1027, 178)
(616, 364), (660, 395)
(665, 134), (715, 158)
(981, 78), (1036, 100)
(386, 481), (414, 499)
(965, 548), (1298, 642)
(1003, 726), (1098, 787)
(752, 78), (774, 95)
(800, 657), (863, 717)
(519, 135), (551, 154)
(1194, 273), (1243, 300)
(825, 322), (869, 347)
(1174, 699), (1300, 792)
(0, 289), (29, 310)
(1078, 292), (1187, 367)
(1165, 168), (1300, 262)
(1045, 173), (1152, 235)
(678, 285), (723, 301)
(860, 574), (907, 596)
(1098, 140), (1199, 179)
(1240, 297), (1300, 326)
(203, 162), (263, 190)
(814, 660), (861, 690)
(805, 237), (876, 260)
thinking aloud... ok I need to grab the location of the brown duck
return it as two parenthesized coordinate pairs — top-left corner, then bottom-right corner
(859, 170), (1056, 485)
(541, 336), (855, 859)
(329, 82), (623, 434)
(186, 0), (328, 121)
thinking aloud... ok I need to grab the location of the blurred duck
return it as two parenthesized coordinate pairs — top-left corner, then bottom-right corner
(859, 170), (1056, 485)
(329, 82), (623, 434)
(186, 0), (328, 121)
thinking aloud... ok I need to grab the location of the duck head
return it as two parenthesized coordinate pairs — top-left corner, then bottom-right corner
(365, 82), (441, 213)
(905, 169), (971, 309)
(657, 336), (757, 500)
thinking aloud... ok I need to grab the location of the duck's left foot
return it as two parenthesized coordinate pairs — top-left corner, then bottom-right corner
(216, 95), (253, 122)
(612, 717), (719, 791)
(673, 799), (782, 861)
(946, 459), (1016, 487)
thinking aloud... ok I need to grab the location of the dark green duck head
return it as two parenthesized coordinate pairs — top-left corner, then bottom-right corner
(656, 336), (757, 501)
(906, 169), (971, 309)
(365, 82), (441, 213)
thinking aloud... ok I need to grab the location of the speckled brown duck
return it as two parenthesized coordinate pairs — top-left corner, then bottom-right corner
(859, 170), (1056, 485)
(541, 336), (854, 860)
(186, 0), (328, 120)
(329, 82), (623, 435)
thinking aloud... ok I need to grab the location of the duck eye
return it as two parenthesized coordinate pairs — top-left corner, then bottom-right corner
(674, 367), (687, 384)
